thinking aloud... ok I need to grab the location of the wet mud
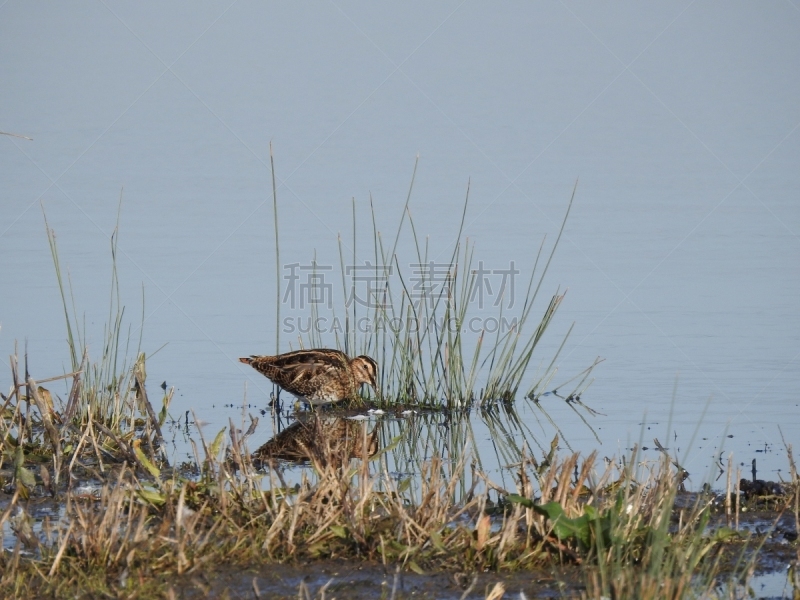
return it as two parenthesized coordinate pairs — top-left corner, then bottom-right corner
(176, 559), (584, 599)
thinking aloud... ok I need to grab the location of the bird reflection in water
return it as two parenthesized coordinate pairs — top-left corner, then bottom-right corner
(252, 415), (379, 469)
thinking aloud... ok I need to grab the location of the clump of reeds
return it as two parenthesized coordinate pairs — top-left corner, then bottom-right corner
(0, 214), (171, 503)
(268, 159), (602, 409)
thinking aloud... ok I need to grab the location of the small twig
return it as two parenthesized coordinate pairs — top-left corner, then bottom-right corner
(735, 467), (741, 531)
(1, 130), (33, 140)
(390, 565), (400, 600)
(458, 575), (478, 600)
(94, 421), (138, 463)
(28, 370), (82, 385)
(28, 378), (62, 473)
(318, 578), (334, 600)
(48, 521), (74, 577)
(62, 354), (85, 425)
(0, 488), (20, 531)
(725, 454), (733, 527)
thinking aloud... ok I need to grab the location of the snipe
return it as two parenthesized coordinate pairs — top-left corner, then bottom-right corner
(239, 348), (378, 405)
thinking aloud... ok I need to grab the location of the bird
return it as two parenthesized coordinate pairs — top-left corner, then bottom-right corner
(239, 348), (378, 406)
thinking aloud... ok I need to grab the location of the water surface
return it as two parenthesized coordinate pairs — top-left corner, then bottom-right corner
(2, 2), (798, 481)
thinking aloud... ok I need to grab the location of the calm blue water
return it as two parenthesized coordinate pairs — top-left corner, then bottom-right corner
(2, 2), (799, 482)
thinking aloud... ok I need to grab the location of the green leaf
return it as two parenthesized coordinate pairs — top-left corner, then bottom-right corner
(397, 478), (412, 495)
(209, 427), (227, 459)
(158, 389), (172, 427)
(389, 540), (408, 553)
(137, 486), (165, 506)
(506, 493), (536, 508)
(534, 501), (592, 548)
(133, 441), (161, 478)
(532, 501), (564, 520)
(16, 481), (31, 499)
(17, 466), (37, 488)
(308, 541), (329, 558)
(14, 446), (37, 489)
(429, 530), (446, 552)
(408, 561), (425, 575)
(369, 434), (403, 462)
(711, 527), (740, 542)
(330, 525), (348, 539)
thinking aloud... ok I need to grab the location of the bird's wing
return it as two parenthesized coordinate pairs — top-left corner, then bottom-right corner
(271, 349), (348, 371)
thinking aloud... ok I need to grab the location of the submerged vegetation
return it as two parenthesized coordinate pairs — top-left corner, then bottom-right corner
(1, 178), (798, 599)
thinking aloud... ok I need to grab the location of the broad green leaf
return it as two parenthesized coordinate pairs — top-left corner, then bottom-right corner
(429, 530), (446, 552)
(137, 486), (165, 505)
(506, 494), (536, 509)
(209, 427), (227, 458)
(330, 525), (348, 539)
(308, 541), (329, 557)
(534, 501), (591, 547)
(397, 478), (412, 495)
(14, 446), (25, 469)
(17, 481), (31, 500)
(532, 501), (564, 521)
(712, 527), (740, 542)
(17, 466), (37, 488)
(158, 402), (169, 427)
(14, 447), (37, 489)
(133, 440), (161, 478)
(408, 561), (425, 575)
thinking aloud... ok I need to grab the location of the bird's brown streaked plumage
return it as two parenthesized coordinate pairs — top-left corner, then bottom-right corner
(238, 348), (378, 405)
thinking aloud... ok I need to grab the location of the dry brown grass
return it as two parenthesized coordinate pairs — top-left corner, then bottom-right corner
(4, 392), (787, 599)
